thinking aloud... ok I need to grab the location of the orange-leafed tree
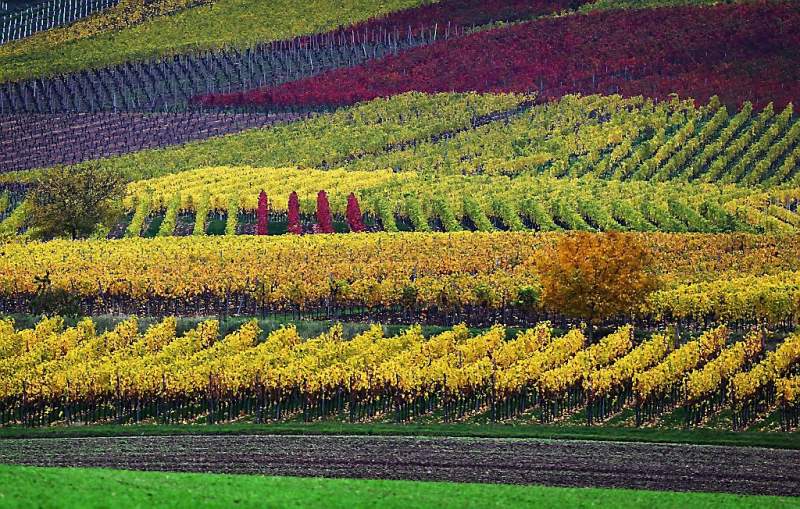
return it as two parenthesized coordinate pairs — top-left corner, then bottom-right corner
(537, 232), (659, 339)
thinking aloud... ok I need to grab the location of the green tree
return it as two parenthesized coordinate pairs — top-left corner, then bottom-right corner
(28, 165), (126, 240)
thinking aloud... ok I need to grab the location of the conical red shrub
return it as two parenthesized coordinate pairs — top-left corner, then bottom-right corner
(288, 191), (302, 235)
(257, 190), (269, 235)
(315, 190), (334, 234)
(346, 193), (365, 233)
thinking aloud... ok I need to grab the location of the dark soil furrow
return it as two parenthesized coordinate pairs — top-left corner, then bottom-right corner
(1, 435), (798, 496)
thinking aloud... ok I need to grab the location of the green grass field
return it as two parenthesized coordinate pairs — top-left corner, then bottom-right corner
(1, 421), (798, 449)
(0, 464), (796, 509)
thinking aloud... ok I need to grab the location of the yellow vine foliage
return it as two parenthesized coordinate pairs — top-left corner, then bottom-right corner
(730, 332), (800, 405)
(539, 325), (633, 396)
(684, 330), (764, 404)
(633, 325), (728, 401)
(0, 234), (799, 322)
(587, 332), (671, 397)
(3, 320), (797, 421)
(777, 374), (800, 406)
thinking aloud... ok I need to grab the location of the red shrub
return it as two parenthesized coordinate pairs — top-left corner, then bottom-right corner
(257, 190), (269, 235)
(346, 193), (365, 233)
(288, 191), (302, 235)
(315, 190), (335, 234)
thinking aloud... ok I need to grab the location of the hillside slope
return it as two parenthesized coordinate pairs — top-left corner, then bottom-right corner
(198, 2), (800, 110)
(0, 0), (429, 82)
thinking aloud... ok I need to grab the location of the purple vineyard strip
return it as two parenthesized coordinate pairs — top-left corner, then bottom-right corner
(0, 111), (298, 173)
(0, 435), (798, 496)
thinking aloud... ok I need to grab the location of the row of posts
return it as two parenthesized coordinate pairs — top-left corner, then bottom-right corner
(1, 0), (118, 44)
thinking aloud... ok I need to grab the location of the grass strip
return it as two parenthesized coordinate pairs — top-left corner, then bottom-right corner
(1, 421), (797, 449)
(0, 464), (795, 509)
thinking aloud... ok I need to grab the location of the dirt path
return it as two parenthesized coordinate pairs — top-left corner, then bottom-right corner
(1, 435), (798, 496)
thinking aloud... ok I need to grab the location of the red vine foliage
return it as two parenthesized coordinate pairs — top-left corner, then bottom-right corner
(198, 3), (800, 111)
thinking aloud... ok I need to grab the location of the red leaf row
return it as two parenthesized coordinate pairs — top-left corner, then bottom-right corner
(197, 2), (800, 110)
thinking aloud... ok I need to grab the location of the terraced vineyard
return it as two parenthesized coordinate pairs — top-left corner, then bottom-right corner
(0, 0), (577, 112)
(2, 93), (799, 239)
(1, 0), (799, 504)
(7, 93), (797, 184)
(200, 2), (800, 111)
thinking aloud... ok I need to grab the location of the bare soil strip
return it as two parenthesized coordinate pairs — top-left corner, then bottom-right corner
(1, 435), (798, 496)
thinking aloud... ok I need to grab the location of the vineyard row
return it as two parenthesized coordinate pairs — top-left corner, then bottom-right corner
(0, 24), (443, 113)
(0, 0), (579, 83)
(3, 177), (799, 239)
(335, 97), (800, 187)
(1, 319), (798, 430)
(0, 112), (298, 173)
(0, 233), (798, 326)
(0, 0), (117, 44)
(10, 93), (797, 188)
